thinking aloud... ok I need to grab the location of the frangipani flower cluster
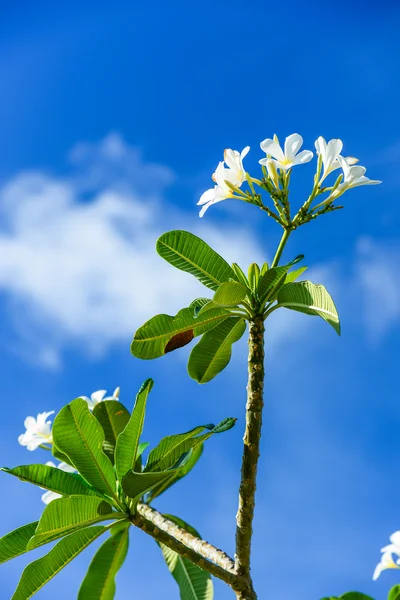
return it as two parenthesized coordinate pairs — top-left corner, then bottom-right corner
(18, 387), (120, 451)
(197, 133), (381, 219)
(373, 530), (400, 580)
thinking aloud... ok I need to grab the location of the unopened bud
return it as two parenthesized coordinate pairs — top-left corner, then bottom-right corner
(266, 159), (280, 189)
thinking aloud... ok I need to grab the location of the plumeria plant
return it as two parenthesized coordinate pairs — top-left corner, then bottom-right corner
(0, 133), (391, 600)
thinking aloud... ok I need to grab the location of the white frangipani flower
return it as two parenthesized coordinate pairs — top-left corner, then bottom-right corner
(18, 411), (54, 451)
(197, 147), (250, 217)
(373, 550), (400, 581)
(327, 155), (381, 202)
(259, 133), (313, 171)
(41, 461), (77, 505)
(80, 387), (120, 411)
(314, 136), (359, 184)
(381, 530), (400, 555)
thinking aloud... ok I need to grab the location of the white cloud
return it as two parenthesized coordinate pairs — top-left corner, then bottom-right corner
(0, 134), (264, 367)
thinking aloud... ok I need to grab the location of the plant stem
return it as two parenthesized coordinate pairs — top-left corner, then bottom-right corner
(131, 503), (253, 595)
(234, 315), (265, 599)
(270, 228), (291, 268)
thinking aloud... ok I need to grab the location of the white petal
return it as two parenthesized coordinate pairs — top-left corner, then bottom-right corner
(45, 461), (57, 468)
(23, 416), (36, 430)
(326, 139), (343, 164)
(91, 390), (107, 404)
(240, 146), (250, 159)
(199, 201), (213, 218)
(197, 188), (216, 206)
(58, 462), (76, 473)
(345, 156), (359, 165)
(292, 150), (313, 165)
(284, 133), (303, 160)
(351, 176), (381, 188)
(224, 149), (240, 171)
(389, 532), (400, 545)
(41, 490), (61, 505)
(260, 139), (285, 162)
(315, 136), (326, 156)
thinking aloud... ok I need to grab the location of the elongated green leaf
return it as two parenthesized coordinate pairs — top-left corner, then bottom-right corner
(11, 526), (106, 600)
(78, 527), (129, 600)
(231, 263), (250, 289)
(213, 282), (248, 307)
(156, 230), (234, 291)
(258, 265), (291, 302)
(0, 522), (38, 564)
(247, 263), (260, 293)
(2, 464), (98, 498)
(276, 281), (340, 334)
(52, 399), (117, 497)
(121, 470), (179, 502)
(388, 586), (400, 600)
(93, 401), (131, 464)
(115, 379), (153, 482)
(260, 262), (269, 275)
(28, 495), (114, 549)
(147, 445), (203, 502)
(145, 426), (209, 473)
(158, 515), (213, 600)
(188, 317), (246, 383)
(285, 266), (308, 284)
(131, 305), (230, 360)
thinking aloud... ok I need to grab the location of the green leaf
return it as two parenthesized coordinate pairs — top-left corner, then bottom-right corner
(156, 230), (235, 291)
(158, 515), (213, 600)
(285, 266), (308, 284)
(2, 464), (99, 498)
(231, 263), (250, 289)
(340, 594), (375, 600)
(145, 426), (210, 473)
(92, 401), (131, 464)
(115, 379), (153, 482)
(258, 265), (291, 302)
(0, 522), (38, 564)
(247, 263), (260, 293)
(276, 281), (340, 335)
(27, 495), (115, 549)
(188, 317), (246, 383)
(213, 282), (248, 307)
(52, 399), (117, 498)
(78, 527), (129, 600)
(11, 526), (106, 600)
(131, 305), (230, 360)
(388, 585), (400, 600)
(121, 470), (180, 503)
(147, 445), (203, 502)
(260, 262), (269, 276)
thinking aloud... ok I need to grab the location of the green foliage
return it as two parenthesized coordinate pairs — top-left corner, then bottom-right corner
(388, 586), (400, 600)
(276, 280), (340, 334)
(213, 281), (248, 307)
(0, 522), (38, 564)
(11, 526), (107, 600)
(131, 304), (231, 360)
(157, 230), (235, 291)
(147, 444), (203, 502)
(247, 263), (260, 293)
(2, 464), (98, 499)
(52, 399), (117, 498)
(115, 378), (153, 482)
(231, 262), (251, 289)
(258, 265), (292, 302)
(188, 317), (246, 383)
(340, 594), (375, 600)
(27, 495), (115, 549)
(145, 425), (208, 472)
(284, 266), (308, 284)
(92, 401), (131, 464)
(78, 527), (129, 600)
(158, 515), (213, 600)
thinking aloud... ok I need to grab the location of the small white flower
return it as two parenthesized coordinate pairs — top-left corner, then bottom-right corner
(373, 551), (400, 581)
(80, 387), (120, 411)
(265, 158), (280, 189)
(197, 147), (250, 217)
(41, 461), (77, 505)
(18, 411), (54, 451)
(381, 530), (400, 555)
(327, 155), (381, 202)
(314, 136), (359, 184)
(259, 133), (313, 171)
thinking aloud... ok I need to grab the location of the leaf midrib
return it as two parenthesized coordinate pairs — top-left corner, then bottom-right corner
(135, 313), (229, 344)
(278, 302), (337, 318)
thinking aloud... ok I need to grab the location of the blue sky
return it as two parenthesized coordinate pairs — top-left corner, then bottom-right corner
(0, 1), (399, 598)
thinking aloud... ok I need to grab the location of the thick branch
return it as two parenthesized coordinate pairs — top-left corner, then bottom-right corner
(235, 316), (265, 593)
(131, 503), (252, 594)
